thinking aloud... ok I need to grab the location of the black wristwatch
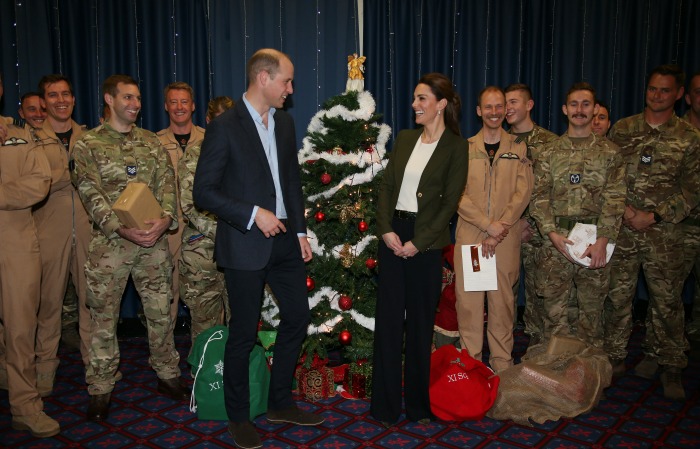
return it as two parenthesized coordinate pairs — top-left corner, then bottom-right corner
(653, 211), (663, 223)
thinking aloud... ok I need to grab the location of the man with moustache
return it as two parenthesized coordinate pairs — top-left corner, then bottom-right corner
(454, 86), (533, 373)
(504, 83), (558, 348)
(157, 82), (207, 332)
(30, 75), (91, 394)
(18, 92), (47, 130)
(531, 82), (626, 351)
(194, 48), (321, 449)
(604, 65), (700, 400)
(72, 74), (189, 421)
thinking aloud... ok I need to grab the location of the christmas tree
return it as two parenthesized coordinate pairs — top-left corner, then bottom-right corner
(261, 56), (391, 367)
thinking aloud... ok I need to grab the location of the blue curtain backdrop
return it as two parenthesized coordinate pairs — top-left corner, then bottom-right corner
(1, 0), (698, 145)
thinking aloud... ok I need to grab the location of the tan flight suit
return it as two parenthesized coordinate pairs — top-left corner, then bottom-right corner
(157, 125), (205, 322)
(0, 121), (52, 415)
(32, 120), (91, 369)
(454, 129), (533, 372)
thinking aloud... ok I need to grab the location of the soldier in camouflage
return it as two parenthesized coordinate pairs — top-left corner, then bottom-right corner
(604, 65), (700, 401)
(680, 71), (700, 342)
(531, 82), (626, 350)
(178, 142), (229, 345)
(504, 83), (559, 348)
(72, 74), (190, 421)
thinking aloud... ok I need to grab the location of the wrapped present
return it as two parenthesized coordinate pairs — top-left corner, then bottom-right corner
(343, 361), (372, 398)
(295, 360), (336, 401)
(330, 364), (349, 384)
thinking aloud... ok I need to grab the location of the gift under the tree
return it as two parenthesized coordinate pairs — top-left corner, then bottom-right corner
(343, 361), (372, 398)
(295, 354), (336, 401)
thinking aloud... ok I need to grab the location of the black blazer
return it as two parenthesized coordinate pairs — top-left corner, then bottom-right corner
(376, 128), (468, 251)
(193, 99), (306, 270)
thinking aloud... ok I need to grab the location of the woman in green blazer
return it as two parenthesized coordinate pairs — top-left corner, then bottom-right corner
(370, 73), (469, 426)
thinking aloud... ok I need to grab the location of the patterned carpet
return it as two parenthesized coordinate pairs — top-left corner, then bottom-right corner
(1, 323), (698, 449)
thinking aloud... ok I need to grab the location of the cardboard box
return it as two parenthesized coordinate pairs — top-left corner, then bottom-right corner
(112, 182), (164, 230)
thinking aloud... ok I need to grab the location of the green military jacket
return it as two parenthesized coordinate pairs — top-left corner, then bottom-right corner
(72, 123), (177, 240)
(531, 133), (626, 242)
(610, 113), (700, 224)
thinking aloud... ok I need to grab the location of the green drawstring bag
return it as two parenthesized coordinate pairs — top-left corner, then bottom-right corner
(188, 325), (271, 420)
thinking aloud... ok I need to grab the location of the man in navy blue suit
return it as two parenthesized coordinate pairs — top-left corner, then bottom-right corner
(193, 48), (321, 449)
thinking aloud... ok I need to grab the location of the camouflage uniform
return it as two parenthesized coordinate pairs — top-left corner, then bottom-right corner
(72, 123), (180, 395)
(605, 113), (700, 368)
(177, 144), (228, 345)
(510, 124), (559, 344)
(680, 111), (700, 338)
(531, 133), (626, 347)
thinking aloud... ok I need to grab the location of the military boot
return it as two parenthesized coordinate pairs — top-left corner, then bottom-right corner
(633, 355), (658, 379)
(12, 411), (60, 438)
(660, 367), (685, 401)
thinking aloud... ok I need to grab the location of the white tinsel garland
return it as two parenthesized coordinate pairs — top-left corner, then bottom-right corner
(261, 284), (376, 333)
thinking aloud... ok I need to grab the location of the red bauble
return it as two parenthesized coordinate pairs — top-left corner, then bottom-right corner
(339, 330), (352, 345)
(365, 258), (377, 269)
(338, 295), (353, 311)
(320, 173), (332, 185)
(314, 211), (325, 222)
(358, 220), (369, 232)
(306, 276), (315, 291)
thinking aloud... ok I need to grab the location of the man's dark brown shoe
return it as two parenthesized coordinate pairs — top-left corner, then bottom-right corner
(267, 406), (324, 426)
(157, 377), (190, 401)
(228, 421), (262, 449)
(87, 393), (111, 421)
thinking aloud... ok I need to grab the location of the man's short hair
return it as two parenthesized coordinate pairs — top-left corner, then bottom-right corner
(103, 75), (138, 97)
(648, 64), (685, 88)
(20, 91), (42, 105)
(246, 49), (290, 86)
(566, 82), (596, 101)
(163, 81), (194, 102)
(689, 71), (700, 87)
(477, 85), (505, 106)
(38, 74), (74, 98)
(595, 99), (610, 112)
(504, 83), (533, 101)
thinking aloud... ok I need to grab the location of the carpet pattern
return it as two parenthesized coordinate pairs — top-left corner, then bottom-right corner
(1, 325), (698, 448)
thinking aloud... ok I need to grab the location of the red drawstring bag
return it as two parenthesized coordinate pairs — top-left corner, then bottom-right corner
(429, 345), (499, 421)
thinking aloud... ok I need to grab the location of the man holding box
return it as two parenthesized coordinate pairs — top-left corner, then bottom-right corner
(72, 74), (189, 421)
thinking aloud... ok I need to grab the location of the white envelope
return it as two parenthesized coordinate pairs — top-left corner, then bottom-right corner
(566, 223), (615, 267)
(461, 244), (497, 291)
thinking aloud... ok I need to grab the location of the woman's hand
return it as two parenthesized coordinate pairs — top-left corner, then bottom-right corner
(382, 232), (403, 252)
(395, 241), (419, 259)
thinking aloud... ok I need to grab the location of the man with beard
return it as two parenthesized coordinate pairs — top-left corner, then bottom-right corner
(531, 82), (626, 352)
(72, 74), (189, 421)
(454, 86), (533, 373)
(604, 65), (700, 400)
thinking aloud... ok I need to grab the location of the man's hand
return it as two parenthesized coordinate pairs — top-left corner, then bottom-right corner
(117, 216), (172, 248)
(581, 237), (609, 269)
(623, 205), (636, 221)
(382, 232), (402, 253)
(520, 218), (534, 243)
(299, 236), (313, 262)
(487, 221), (510, 242)
(548, 231), (575, 263)
(395, 240), (418, 259)
(623, 207), (655, 232)
(481, 236), (499, 258)
(255, 208), (287, 237)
